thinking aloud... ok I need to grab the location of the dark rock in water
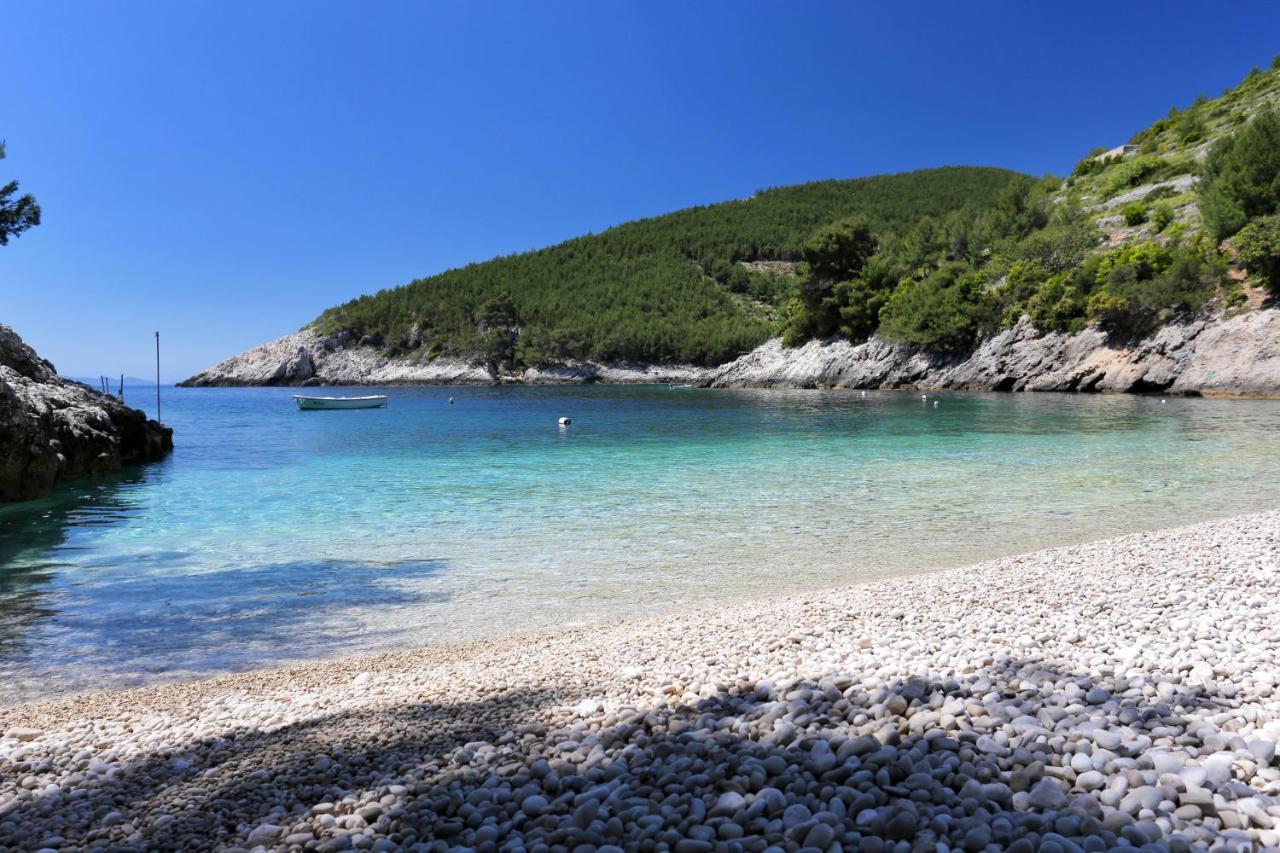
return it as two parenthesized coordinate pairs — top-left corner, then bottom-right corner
(0, 324), (173, 504)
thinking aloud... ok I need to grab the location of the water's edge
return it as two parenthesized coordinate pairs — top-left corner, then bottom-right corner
(180, 310), (1280, 396)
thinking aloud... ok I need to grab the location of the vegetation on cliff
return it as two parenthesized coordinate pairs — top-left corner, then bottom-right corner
(782, 61), (1280, 350)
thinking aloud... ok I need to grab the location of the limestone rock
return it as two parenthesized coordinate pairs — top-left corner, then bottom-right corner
(0, 324), (172, 503)
(710, 309), (1280, 396)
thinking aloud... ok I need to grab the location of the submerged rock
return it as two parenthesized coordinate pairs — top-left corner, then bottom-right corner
(0, 324), (172, 503)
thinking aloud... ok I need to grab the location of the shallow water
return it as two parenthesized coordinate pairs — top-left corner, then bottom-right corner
(2, 385), (1279, 704)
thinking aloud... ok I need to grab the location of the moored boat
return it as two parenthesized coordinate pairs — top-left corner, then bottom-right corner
(293, 394), (388, 410)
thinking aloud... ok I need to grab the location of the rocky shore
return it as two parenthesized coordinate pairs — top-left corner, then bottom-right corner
(177, 329), (708, 388)
(180, 308), (1280, 396)
(3, 511), (1279, 850)
(709, 310), (1280, 396)
(0, 324), (172, 503)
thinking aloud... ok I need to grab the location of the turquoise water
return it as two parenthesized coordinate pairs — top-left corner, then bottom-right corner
(2, 385), (1280, 704)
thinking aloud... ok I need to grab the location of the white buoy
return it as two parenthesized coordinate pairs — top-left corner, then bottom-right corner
(933, 400), (938, 407)
(921, 394), (927, 401)
(861, 390), (866, 397)
(1161, 399), (1167, 404)
(558, 416), (571, 426)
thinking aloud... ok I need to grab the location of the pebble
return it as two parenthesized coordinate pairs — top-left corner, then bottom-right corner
(1, 511), (1279, 850)
(3, 728), (42, 742)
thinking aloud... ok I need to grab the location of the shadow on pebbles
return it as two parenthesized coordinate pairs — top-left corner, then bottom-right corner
(2, 511), (1280, 852)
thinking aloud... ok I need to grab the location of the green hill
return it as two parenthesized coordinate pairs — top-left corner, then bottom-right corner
(314, 167), (1026, 366)
(313, 58), (1280, 368)
(782, 59), (1280, 353)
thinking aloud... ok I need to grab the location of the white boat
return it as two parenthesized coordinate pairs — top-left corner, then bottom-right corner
(293, 394), (388, 410)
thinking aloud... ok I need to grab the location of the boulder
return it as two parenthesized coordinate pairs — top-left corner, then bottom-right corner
(0, 324), (173, 503)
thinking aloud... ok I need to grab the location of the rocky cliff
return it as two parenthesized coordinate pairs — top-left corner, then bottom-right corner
(0, 325), (173, 503)
(183, 308), (1280, 396)
(178, 328), (711, 387)
(709, 308), (1280, 395)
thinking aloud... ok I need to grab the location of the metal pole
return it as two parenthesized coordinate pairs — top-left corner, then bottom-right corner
(155, 331), (161, 423)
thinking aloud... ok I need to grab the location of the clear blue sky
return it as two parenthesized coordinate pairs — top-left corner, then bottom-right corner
(3, 1), (1278, 380)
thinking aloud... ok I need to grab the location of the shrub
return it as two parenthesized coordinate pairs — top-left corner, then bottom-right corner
(1235, 213), (1280, 292)
(1122, 203), (1149, 226)
(1104, 156), (1173, 196)
(1084, 289), (1133, 333)
(1087, 244), (1218, 336)
(1025, 272), (1088, 333)
(1071, 147), (1108, 178)
(724, 264), (752, 293)
(1200, 108), (1280, 239)
(744, 269), (793, 305)
(995, 260), (1049, 325)
(877, 264), (989, 352)
(1152, 202), (1175, 232)
(1011, 209), (1099, 272)
(1178, 109), (1207, 144)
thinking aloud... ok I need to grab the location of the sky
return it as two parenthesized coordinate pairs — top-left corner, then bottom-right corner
(3, 2), (1279, 380)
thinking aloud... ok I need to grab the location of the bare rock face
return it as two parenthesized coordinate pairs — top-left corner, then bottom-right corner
(183, 308), (1280, 395)
(0, 324), (173, 504)
(179, 329), (497, 387)
(181, 329), (712, 387)
(710, 309), (1280, 396)
(520, 361), (710, 385)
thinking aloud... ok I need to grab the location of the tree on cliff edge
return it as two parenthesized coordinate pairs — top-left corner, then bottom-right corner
(0, 141), (42, 246)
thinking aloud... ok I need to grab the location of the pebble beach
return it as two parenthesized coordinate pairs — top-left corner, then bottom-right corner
(2, 511), (1279, 852)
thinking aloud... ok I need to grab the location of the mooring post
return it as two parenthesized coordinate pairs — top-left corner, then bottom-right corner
(119, 373), (125, 402)
(155, 331), (161, 423)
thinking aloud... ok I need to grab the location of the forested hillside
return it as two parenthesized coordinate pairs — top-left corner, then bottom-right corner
(314, 168), (1024, 366)
(308, 58), (1280, 370)
(780, 58), (1280, 354)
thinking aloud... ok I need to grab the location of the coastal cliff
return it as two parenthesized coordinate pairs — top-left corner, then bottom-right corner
(178, 328), (710, 388)
(711, 307), (1280, 396)
(0, 324), (173, 503)
(182, 307), (1280, 396)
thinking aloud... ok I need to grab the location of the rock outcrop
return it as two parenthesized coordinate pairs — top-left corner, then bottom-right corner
(180, 328), (711, 387)
(179, 329), (497, 387)
(182, 308), (1280, 396)
(0, 324), (173, 504)
(709, 308), (1280, 396)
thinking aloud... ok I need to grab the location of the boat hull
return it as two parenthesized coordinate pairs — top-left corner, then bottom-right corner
(293, 395), (388, 410)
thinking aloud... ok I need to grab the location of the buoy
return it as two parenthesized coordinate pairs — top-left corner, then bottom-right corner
(921, 394), (927, 400)
(933, 400), (938, 407)
(558, 417), (571, 426)
(861, 390), (866, 397)
(449, 397), (454, 404)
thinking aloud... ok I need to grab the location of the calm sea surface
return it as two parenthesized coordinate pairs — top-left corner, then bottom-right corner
(2, 385), (1279, 704)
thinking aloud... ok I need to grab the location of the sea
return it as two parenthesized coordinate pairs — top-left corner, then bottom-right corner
(2, 384), (1279, 704)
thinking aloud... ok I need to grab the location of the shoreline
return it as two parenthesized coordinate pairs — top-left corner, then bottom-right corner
(0, 503), (1256, 712)
(176, 379), (1280, 400)
(3, 511), (1280, 849)
(179, 308), (1280, 397)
